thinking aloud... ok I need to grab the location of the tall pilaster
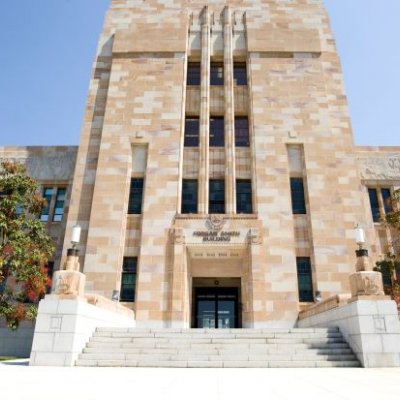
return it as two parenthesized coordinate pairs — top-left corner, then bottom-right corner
(223, 6), (236, 214)
(198, 6), (210, 214)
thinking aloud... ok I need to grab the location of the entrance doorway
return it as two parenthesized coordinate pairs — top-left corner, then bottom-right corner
(194, 287), (239, 328)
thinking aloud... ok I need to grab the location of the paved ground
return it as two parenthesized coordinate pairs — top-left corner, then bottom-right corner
(1, 359), (400, 400)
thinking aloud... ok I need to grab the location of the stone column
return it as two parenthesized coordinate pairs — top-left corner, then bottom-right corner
(244, 228), (262, 327)
(169, 228), (188, 328)
(198, 6), (210, 214)
(223, 6), (236, 214)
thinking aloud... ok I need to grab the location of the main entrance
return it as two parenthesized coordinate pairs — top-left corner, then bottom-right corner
(194, 287), (239, 329)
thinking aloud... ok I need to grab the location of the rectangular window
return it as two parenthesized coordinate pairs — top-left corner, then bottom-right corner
(290, 178), (306, 214)
(296, 257), (313, 302)
(182, 179), (198, 213)
(236, 180), (253, 214)
(381, 263), (393, 288)
(209, 180), (225, 213)
(45, 262), (55, 294)
(40, 187), (54, 222)
(128, 178), (144, 214)
(235, 117), (250, 147)
(120, 257), (137, 302)
(210, 117), (224, 147)
(187, 63), (200, 85)
(381, 188), (393, 214)
(210, 63), (224, 85)
(53, 188), (66, 222)
(184, 117), (199, 147)
(233, 63), (247, 85)
(368, 188), (380, 222)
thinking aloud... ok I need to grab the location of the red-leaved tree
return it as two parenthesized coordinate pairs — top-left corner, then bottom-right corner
(0, 161), (54, 329)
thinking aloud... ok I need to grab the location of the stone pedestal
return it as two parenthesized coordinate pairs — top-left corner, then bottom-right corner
(52, 248), (86, 297)
(52, 270), (86, 297)
(29, 296), (135, 366)
(298, 298), (400, 367)
(349, 271), (385, 298)
(355, 250), (370, 272)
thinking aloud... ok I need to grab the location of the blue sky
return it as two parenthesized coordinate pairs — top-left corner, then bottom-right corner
(0, 0), (399, 146)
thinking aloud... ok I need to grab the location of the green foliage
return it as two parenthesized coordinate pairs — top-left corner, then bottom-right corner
(0, 161), (54, 330)
(374, 189), (400, 306)
(384, 188), (400, 244)
(374, 253), (400, 305)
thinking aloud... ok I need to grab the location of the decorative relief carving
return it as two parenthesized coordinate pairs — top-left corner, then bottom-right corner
(358, 156), (400, 180)
(206, 214), (226, 231)
(0, 149), (77, 181)
(248, 228), (262, 245)
(52, 269), (86, 297)
(349, 271), (385, 297)
(27, 151), (77, 181)
(171, 228), (185, 244)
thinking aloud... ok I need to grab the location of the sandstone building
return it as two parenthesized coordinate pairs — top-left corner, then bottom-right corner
(1, 0), (399, 331)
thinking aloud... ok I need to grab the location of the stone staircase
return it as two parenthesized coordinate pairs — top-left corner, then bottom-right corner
(76, 327), (360, 367)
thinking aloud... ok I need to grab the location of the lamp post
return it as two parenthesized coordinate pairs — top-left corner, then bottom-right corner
(348, 224), (385, 299)
(354, 224), (370, 272)
(52, 224), (86, 297)
(65, 225), (81, 271)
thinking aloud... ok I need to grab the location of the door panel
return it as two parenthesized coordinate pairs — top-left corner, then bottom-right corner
(194, 287), (239, 328)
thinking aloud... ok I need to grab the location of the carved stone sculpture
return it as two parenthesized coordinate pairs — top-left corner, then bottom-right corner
(349, 271), (385, 297)
(52, 248), (86, 297)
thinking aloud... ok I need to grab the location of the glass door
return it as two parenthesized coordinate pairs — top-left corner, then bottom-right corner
(195, 287), (239, 328)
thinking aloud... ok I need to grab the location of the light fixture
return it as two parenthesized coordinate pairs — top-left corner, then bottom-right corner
(71, 225), (81, 249)
(355, 224), (366, 250)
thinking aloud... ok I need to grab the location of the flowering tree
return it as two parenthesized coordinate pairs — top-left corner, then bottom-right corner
(374, 188), (400, 306)
(0, 161), (54, 329)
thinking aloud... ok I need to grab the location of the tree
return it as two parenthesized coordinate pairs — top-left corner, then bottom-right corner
(0, 161), (54, 329)
(374, 188), (400, 306)
(384, 188), (400, 242)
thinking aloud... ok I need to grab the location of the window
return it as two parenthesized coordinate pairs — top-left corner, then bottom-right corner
(184, 117), (199, 147)
(381, 188), (393, 214)
(210, 63), (224, 85)
(296, 257), (313, 302)
(236, 180), (253, 214)
(182, 179), (198, 213)
(120, 257), (137, 302)
(128, 178), (144, 214)
(209, 180), (225, 213)
(368, 188), (380, 222)
(40, 187), (54, 222)
(210, 117), (224, 147)
(187, 63), (200, 85)
(53, 188), (66, 222)
(235, 117), (249, 147)
(45, 262), (55, 294)
(234, 63), (247, 85)
(290, 178), (306, 214)
(380, 263), (393, 288)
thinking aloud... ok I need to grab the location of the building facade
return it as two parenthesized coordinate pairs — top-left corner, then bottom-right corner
(1, 0), (400, 330)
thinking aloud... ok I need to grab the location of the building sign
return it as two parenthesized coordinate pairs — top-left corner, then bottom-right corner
(193, 231), (240, 242)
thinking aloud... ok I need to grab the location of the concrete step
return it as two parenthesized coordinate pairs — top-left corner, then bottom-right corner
(92, 331), (343, 339)
(75, 359), (361, 368)
(95, 327), (340, 334)
(76, 327), (360, 368)
(88, 336), (346, 345)
(86, 341), (352, 350)
(78, 352), (357, 362)
(81, 348), (353, 358)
